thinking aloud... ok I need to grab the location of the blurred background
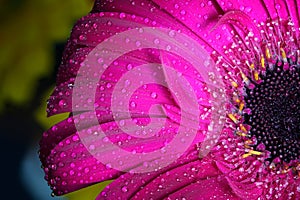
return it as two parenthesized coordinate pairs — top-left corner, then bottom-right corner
(0, 0), (102, 199)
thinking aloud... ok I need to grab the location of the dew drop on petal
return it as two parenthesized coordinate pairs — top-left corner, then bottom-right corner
(136, 41), (141, 47)
(97, 58), (104, 64)
(119, 120), (125, 126)
(69, 170), (75, 176)
(151, 92), (157, 99)
(180, 10), (186, 15)
(60, 152), (66, 158)
(215, 33), (221, 40)
(92, 23), (98, 29)
(121, 186), (128, 193)
(130, 101), (136, 108)
(79, 35), (87, 41)
(127, 64), (133, 70)
(58, 100), (66, 108)
(119, 13), (126, 19)
(89, 144), (95, 150)
(84, 167), (90, 173)
(70, 163), (75, 168)
(168, 30), (176, 37)
(245, 7), (252, 13)
(154, 38), (160, 45)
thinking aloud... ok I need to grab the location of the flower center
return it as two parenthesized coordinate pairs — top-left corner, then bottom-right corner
(244, 63), (300, 163)
(215, 16), (300, 169)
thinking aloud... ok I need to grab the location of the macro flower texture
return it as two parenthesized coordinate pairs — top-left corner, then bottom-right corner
(40, 0), (300, 199)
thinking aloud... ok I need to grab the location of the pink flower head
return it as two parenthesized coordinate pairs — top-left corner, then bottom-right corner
(40, 0), (300, 199)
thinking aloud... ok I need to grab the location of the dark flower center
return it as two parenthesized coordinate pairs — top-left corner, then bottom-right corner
(244, 63), (300, 163)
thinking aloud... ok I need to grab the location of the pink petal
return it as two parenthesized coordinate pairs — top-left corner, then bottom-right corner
(152, 0), (234, 55)
(41, 103), (209, 195)
(226, 178), (262, 199)
(215, 0), (269, 22)
(97, 151), (225, 200)
(40, 114), (122, 195)
(93, 0), (228, 51)
(166, 175), (240, 200)
(265, 0), (300, 35)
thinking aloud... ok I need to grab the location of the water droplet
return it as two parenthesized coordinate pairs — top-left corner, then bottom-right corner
(154, 38), (160, 45)
(130, 101), (136, 108)
(106, 83), (112, 88)
(89, 144), (95, 150)
(92, 23), (98, 29)
(79, 35), (87, 41)
(121, 186), (128, 192)
(97, 58), (104, 64)
(124, 79), (131, 86)
(84, 167), (90, 173)
(168, 30), (176, 37)
(72, 135), (79, 142)
(136, 41), (141, 47)
(180, 10), (186, 16)
(60, 152), (66, 158)
(119, 120), (125, 126)
(58, 100), (66, 108)
(127, 64), (133, 70)
(138, 28), (144, 33)
(119, 13), (126, 19)
(69, 170), (75, 175)
(151, 92), (157, 99)
(245, 7), (252, 13)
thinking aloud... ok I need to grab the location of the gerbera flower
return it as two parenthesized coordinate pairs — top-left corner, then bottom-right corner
(40, 0), (300, 199)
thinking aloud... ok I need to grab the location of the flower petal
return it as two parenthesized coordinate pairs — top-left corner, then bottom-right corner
(41, 100), (209, 195)
(39, 114), (122, 195)
(166, 175), (240, 200)
(151, 0), (235, 54)
(215, 0), (269, 22)
(97, 151), (229, 200)
(226, 178), (262, 199)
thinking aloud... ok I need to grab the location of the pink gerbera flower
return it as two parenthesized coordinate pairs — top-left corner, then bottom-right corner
(40, 0), (300, 199)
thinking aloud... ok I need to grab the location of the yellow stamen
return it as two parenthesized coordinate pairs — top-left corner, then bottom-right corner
(239, 124), (247, 133)
(235, 98), (241, 103)
(240, 72), (249, 84)
(265, 47), (271, 59)
(261, 57), (265, 68)
(236, 131), (248, 137)
(228, 113), (238, 124)
(280, 48), (287, 59)
(242, 150), (262, 158)
(249, 150), (262, 155)
(239, 102), (244, 111)
(254, 71), (259, 81)
(250, 63), (255, 70)
(231, 81), (238, 88)
(242, 153), (251, 158)
(244, 140), (253, 145)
